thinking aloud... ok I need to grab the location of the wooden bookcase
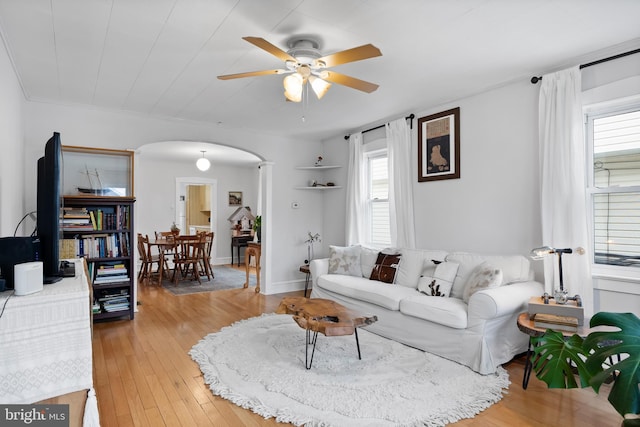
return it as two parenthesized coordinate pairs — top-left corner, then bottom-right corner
(62, 196), (135, 321)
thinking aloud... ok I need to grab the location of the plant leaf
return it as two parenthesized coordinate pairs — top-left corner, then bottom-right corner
(583, 312), (640, 417)
(531, 330), (591, 389)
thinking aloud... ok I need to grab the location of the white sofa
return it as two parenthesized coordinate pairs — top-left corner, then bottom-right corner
(309, 246), (543, 374)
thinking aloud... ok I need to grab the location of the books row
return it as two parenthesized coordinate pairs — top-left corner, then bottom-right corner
(61, 205), (131, 231)
(533, 313), (579, 332)
(88, 261), (130, 285)
(94, 289), (130, 314)
(63, 232), (130, 259)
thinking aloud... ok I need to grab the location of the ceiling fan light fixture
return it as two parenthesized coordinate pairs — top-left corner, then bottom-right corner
(283, 74), (303, 102)
(309, 75), (331, 99)
(196, 150), (210, 171)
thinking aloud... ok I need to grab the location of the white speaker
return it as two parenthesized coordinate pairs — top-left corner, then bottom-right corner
(14, 261), (44, 296)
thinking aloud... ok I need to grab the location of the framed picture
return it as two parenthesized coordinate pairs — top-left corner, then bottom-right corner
(417, 107), (460, 182)
(228, 191), (243, 206)
(62, 145), (134, 197)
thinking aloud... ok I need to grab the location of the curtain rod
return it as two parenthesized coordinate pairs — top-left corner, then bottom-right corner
(344, 113), (415, 140)
(530, 47), (640, 84)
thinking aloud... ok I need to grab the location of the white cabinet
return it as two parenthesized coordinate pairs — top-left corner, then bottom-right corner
(295, 165), (342, 189)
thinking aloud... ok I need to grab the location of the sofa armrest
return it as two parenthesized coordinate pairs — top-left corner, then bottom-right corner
(468, 281), (544, 320)
(309, 258), (329, 288)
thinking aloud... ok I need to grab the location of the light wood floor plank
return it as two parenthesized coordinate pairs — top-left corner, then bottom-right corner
(91, 264), (622, 426)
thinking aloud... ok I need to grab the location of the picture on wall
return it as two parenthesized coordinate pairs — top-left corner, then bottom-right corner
(228, 191), (243, 206)
(417, 107), (460, 182)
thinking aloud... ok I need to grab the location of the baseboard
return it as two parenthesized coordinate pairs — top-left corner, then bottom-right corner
(266, 279), (310, 295)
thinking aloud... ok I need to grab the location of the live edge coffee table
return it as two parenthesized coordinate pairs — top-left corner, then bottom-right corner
(277, 297), (378, 369)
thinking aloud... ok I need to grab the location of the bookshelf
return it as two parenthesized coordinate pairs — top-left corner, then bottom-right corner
(62, 196), (135, 321)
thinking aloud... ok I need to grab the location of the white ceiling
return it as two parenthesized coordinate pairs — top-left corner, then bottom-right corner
(1, 0), (640, 163)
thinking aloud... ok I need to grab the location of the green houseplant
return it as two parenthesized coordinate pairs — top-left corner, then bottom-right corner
(531, 312), (640, 426)
(253, 215), (261, 242)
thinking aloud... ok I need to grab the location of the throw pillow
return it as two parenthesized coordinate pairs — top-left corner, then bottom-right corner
(328, 245), (362, 277)
(360, 246), (379, 278)
(462, 262), (503, 303)
(369, 252), (402, 284)
(417, 261), (459, 297)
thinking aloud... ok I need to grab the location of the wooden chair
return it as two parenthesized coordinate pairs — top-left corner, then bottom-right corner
(198, 231), (215, 280)
(172, 234), (206, 284)
(137, 233), (161, 284)
(154, 231), (176, 277)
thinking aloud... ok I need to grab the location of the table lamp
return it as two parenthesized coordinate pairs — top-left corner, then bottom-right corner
(530, 246), (584, 304)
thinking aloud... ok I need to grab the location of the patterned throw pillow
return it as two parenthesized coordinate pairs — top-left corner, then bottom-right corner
(369, 252), (402, 284)
(328, 245), (362, 277)
(462, 262), (503, 303)
(417, 261), (459, 297)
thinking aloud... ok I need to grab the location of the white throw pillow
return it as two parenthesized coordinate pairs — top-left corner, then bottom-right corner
(328, 245), (362, 277)
(360, 246), (379, 278)
(462, 262), (503, 303)
(417, 261), (459, 297)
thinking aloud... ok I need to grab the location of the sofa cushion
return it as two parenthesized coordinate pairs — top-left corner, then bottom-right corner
(370, 252), (402, 284)
(400, 294), (468, 329)
(463, 262), (503, 303)
(445, 252), (532, 299)
(360, 246), (379, 278)
(395, 249), (449, 288)
(317, 274), (418, 310)
(328, 245), (362, 277)
(417, 261), (459, 297)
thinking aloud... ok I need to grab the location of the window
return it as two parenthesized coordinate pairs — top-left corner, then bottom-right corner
(366, 150), (390, 246)
(586, 106), (640, 269)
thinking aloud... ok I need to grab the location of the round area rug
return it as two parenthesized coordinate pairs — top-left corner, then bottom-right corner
(189, 313), (510, 427)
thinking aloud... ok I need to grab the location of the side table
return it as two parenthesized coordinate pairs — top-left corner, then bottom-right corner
(516, 312), (613, 390)
(244, 242), (261, 293)
(299, 264), (310, 297)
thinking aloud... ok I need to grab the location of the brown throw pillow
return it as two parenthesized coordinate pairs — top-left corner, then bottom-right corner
(369, 252), (401, 284)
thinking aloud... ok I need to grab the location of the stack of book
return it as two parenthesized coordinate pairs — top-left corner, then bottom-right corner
(61, 207), (93, 231)
(100, 293), (130, 313)
(93, 264), (129, 285)
(533, 313), (579, 332)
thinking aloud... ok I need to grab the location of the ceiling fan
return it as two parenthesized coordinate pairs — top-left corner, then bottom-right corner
(218, 36), (382, 102)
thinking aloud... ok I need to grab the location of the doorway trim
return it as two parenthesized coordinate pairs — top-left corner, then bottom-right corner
(175, 177), (218, 264)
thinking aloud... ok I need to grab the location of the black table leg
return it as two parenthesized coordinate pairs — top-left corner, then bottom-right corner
(523, 338), (533, 389)
(355, 328), (362, 360)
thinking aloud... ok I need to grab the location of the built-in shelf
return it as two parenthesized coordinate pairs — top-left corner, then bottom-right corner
(295, 186), (343, 190)
(295, 165), (341, 170)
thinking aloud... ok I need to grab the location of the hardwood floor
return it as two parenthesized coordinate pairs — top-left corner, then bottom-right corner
(92, 267), (622, 426)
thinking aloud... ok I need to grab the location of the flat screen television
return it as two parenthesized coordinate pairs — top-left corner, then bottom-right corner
(37, 132), (63, 284)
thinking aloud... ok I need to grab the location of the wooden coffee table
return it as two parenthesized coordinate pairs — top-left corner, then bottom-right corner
(277, 297), (378, 369)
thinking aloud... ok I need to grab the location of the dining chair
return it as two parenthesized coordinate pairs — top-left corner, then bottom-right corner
(154, 231), (176, 277)
(198, 231), (215, 280)
(172, 234), (207, 284)
(137, 233), (161, 284)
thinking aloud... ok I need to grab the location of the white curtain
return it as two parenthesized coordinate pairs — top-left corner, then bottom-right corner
(345, 132), (366, 245)
(386, 118), (416, 248)
(538, 66), (593, 316)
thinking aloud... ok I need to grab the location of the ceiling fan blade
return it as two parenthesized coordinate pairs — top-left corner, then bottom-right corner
(218, 69), (289, 80)
(316, 44), (382, 68)
(242, 36), (297, 63)
(321, 71), (379, 93)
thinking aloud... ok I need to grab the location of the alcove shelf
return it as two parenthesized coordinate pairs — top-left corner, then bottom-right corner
(295, 165), (341, 170)
(295, 186), (343, 190)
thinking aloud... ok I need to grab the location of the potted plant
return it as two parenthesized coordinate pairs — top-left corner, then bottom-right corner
(253, 216), (261, 242)
(170, 222), (180, 235)
(530, 312), (640, 426)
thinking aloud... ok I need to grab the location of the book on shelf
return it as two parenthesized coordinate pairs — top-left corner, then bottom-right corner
(94, 276), (130, 284)
(533, 313), (579, 332)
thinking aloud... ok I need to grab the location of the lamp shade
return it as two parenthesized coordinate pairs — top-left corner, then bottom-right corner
(196, 151), (210, 171)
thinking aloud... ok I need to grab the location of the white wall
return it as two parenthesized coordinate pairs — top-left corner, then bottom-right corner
(0, 33), (25, 236)
(321, 80), (541, 262)
(135, 154), (259, 265)
(21, 101), (324, 293)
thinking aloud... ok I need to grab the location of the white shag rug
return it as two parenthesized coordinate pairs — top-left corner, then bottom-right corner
(189, 313), (509, 427)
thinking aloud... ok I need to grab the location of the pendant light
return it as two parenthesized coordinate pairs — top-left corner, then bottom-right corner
(196, 151), (210, 171)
